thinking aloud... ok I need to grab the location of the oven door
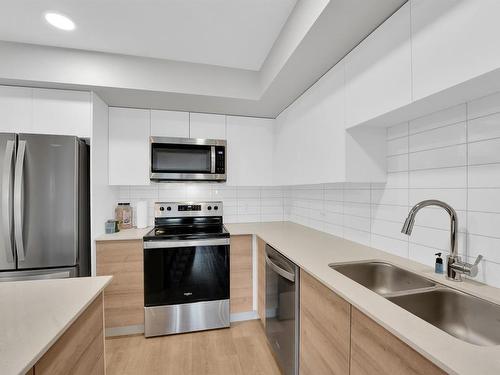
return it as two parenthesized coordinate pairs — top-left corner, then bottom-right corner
(144, 238), (230, 307)
(150, 137), (225, 181)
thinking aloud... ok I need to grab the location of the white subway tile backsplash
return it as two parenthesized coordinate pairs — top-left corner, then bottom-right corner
(371, 219), (407, 241)
(410, 144), (467, 170)
(385, 171), (409, 189)
(468, 138), (500, 165)
(409, 188), (466, 210)
(408, 243), (442, 268)
(468, 91), (500, 119)
(344, 202), (370, 218)
(371, 188), (408, 206)
(409, 167), (467, 189)
(468, 164), (500, 188)
(387, 122), (408, 140)
(409, 122), (466, 153)
(387, 136), (408, 156)
(371, 204), (409, 223)
(468, 234), (500, 264)
(372, 235), (408, 258)
(387, 154), (408, 172)
(468, 112), (500, 142)
(468, 211), (500, 239)
(468, 188), (500, 213)
(409, 104), (466, 134)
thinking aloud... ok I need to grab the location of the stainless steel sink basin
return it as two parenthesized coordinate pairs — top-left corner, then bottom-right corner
(329, 261), (436, 296)
(388, 289), (500, 346)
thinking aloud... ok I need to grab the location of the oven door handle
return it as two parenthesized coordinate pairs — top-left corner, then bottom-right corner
(265, 253), (295, 282)
(144, 238), (230, 249)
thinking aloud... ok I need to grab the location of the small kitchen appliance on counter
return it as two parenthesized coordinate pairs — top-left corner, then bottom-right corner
(143, 201), (230, 337)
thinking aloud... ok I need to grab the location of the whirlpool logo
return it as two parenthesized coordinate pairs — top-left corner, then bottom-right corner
(183, 292), (193, 296)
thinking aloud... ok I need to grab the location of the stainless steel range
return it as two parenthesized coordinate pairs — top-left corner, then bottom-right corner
(143, 201), (230, 337)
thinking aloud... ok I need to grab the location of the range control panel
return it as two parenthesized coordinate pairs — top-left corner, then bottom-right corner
(155, 202), (223, 218)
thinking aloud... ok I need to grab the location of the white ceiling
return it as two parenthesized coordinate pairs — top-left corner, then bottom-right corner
(0, 0), (297, 71)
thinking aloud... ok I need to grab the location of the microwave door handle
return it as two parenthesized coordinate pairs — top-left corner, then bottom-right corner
(265, 253), (295, 282)
(2, 140), (15, 263)
(211, 146), (216, 174)
(14, 140), (26, 261)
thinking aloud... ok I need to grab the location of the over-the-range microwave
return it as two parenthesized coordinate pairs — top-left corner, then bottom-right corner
(150, 137), (226, 182)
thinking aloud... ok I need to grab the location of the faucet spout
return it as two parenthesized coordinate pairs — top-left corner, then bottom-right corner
(401, 199), (458, 258)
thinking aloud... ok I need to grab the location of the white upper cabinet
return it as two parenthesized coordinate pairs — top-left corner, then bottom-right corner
(189, 113), (226, 139)
(345, 2), (411, 128)
(108, 107), (150, 185)
(150, 110), (189, 138)
(411, 0), (500, 100)
(274, 61), (348, 185)
(32, 88), (91, 138)
(226, 116), (274, 186)
(0, 86), (91, 137)
(0, 86), (32, 133)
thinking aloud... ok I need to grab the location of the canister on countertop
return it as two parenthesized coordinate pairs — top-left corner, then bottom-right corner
(105, 220), (119, 233)
(115, 203), (133, 230)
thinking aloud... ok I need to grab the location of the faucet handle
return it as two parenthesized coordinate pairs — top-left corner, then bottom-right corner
(468, 254), (483, 277)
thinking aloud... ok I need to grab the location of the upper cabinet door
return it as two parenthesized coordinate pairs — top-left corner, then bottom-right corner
(32, 88), (91, 138)
(109, 107), (150, 185)
(189, 113), (226, 139)
(0, 86), (32, 133)
(411, 0), (500, 100)
(226, 116), (274, 186)
(345, 2), (411, 128)
(274, 60), (345, 185)
(150, 110), (189, 138)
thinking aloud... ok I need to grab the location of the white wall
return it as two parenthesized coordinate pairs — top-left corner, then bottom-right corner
(90, 92), (117, 275)
(283, 90), (500, 289)
(118, 184), (285, 226)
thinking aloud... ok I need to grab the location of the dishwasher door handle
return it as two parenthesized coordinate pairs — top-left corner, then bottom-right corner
(265, 253), (295, 282)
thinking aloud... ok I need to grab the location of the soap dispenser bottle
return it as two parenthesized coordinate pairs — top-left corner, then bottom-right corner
(435, 252), (444, 274)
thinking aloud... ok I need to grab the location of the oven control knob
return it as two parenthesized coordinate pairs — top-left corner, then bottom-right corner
(207, 206), (212, 210)
(159, 206), (164, 211)
(214, 206), (218, 210)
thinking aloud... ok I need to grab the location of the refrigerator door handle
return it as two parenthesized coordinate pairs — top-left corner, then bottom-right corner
(2, 140), (15, 262)
(14, 140), (26, 261)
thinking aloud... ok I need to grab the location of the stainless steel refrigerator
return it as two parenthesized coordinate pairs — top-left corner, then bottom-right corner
(0, 133), (90, 281)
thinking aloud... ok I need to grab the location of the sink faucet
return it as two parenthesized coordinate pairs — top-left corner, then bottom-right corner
(401, 199), (483, 282)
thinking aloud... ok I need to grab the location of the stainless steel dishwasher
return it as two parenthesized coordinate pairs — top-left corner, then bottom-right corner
(265, 244), (299, 375)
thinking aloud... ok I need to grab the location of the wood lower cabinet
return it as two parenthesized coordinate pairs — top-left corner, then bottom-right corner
(96, 239), (144, 330)
(230, 235), (253, 313)
(257, 237), (266, 327)
(350, 307), (446, 375)
(300, 270), (351, 375)
(33, 294), (105, 375)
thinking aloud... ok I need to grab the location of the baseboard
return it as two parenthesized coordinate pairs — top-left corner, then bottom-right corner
(105, 312), (259, 337)
(230, 310), (259, 322)
(105, 324), (145, 337)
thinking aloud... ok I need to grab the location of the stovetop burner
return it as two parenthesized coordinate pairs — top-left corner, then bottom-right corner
(143, 201), (229, 242)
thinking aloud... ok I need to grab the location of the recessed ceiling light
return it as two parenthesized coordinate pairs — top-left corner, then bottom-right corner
(44, 12), (75, 31)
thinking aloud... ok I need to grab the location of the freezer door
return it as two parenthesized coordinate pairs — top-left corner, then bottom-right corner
(0, 133), (16, 271)
(16, 134), (79, 269)
(0, 266), (77, 281)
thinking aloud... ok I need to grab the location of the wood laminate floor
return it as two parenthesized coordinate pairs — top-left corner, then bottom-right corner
(105, 320), (281, 375)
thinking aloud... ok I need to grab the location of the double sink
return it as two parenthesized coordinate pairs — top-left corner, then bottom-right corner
(329, 261), (500, 346)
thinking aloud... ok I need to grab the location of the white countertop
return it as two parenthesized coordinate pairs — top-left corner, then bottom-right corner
(226, 222), (500, 375)
(95, 227), (152, 241)
(0, 276), (112, 375)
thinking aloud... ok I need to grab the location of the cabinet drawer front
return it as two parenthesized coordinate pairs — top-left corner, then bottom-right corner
(350, 307), (445, 375)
